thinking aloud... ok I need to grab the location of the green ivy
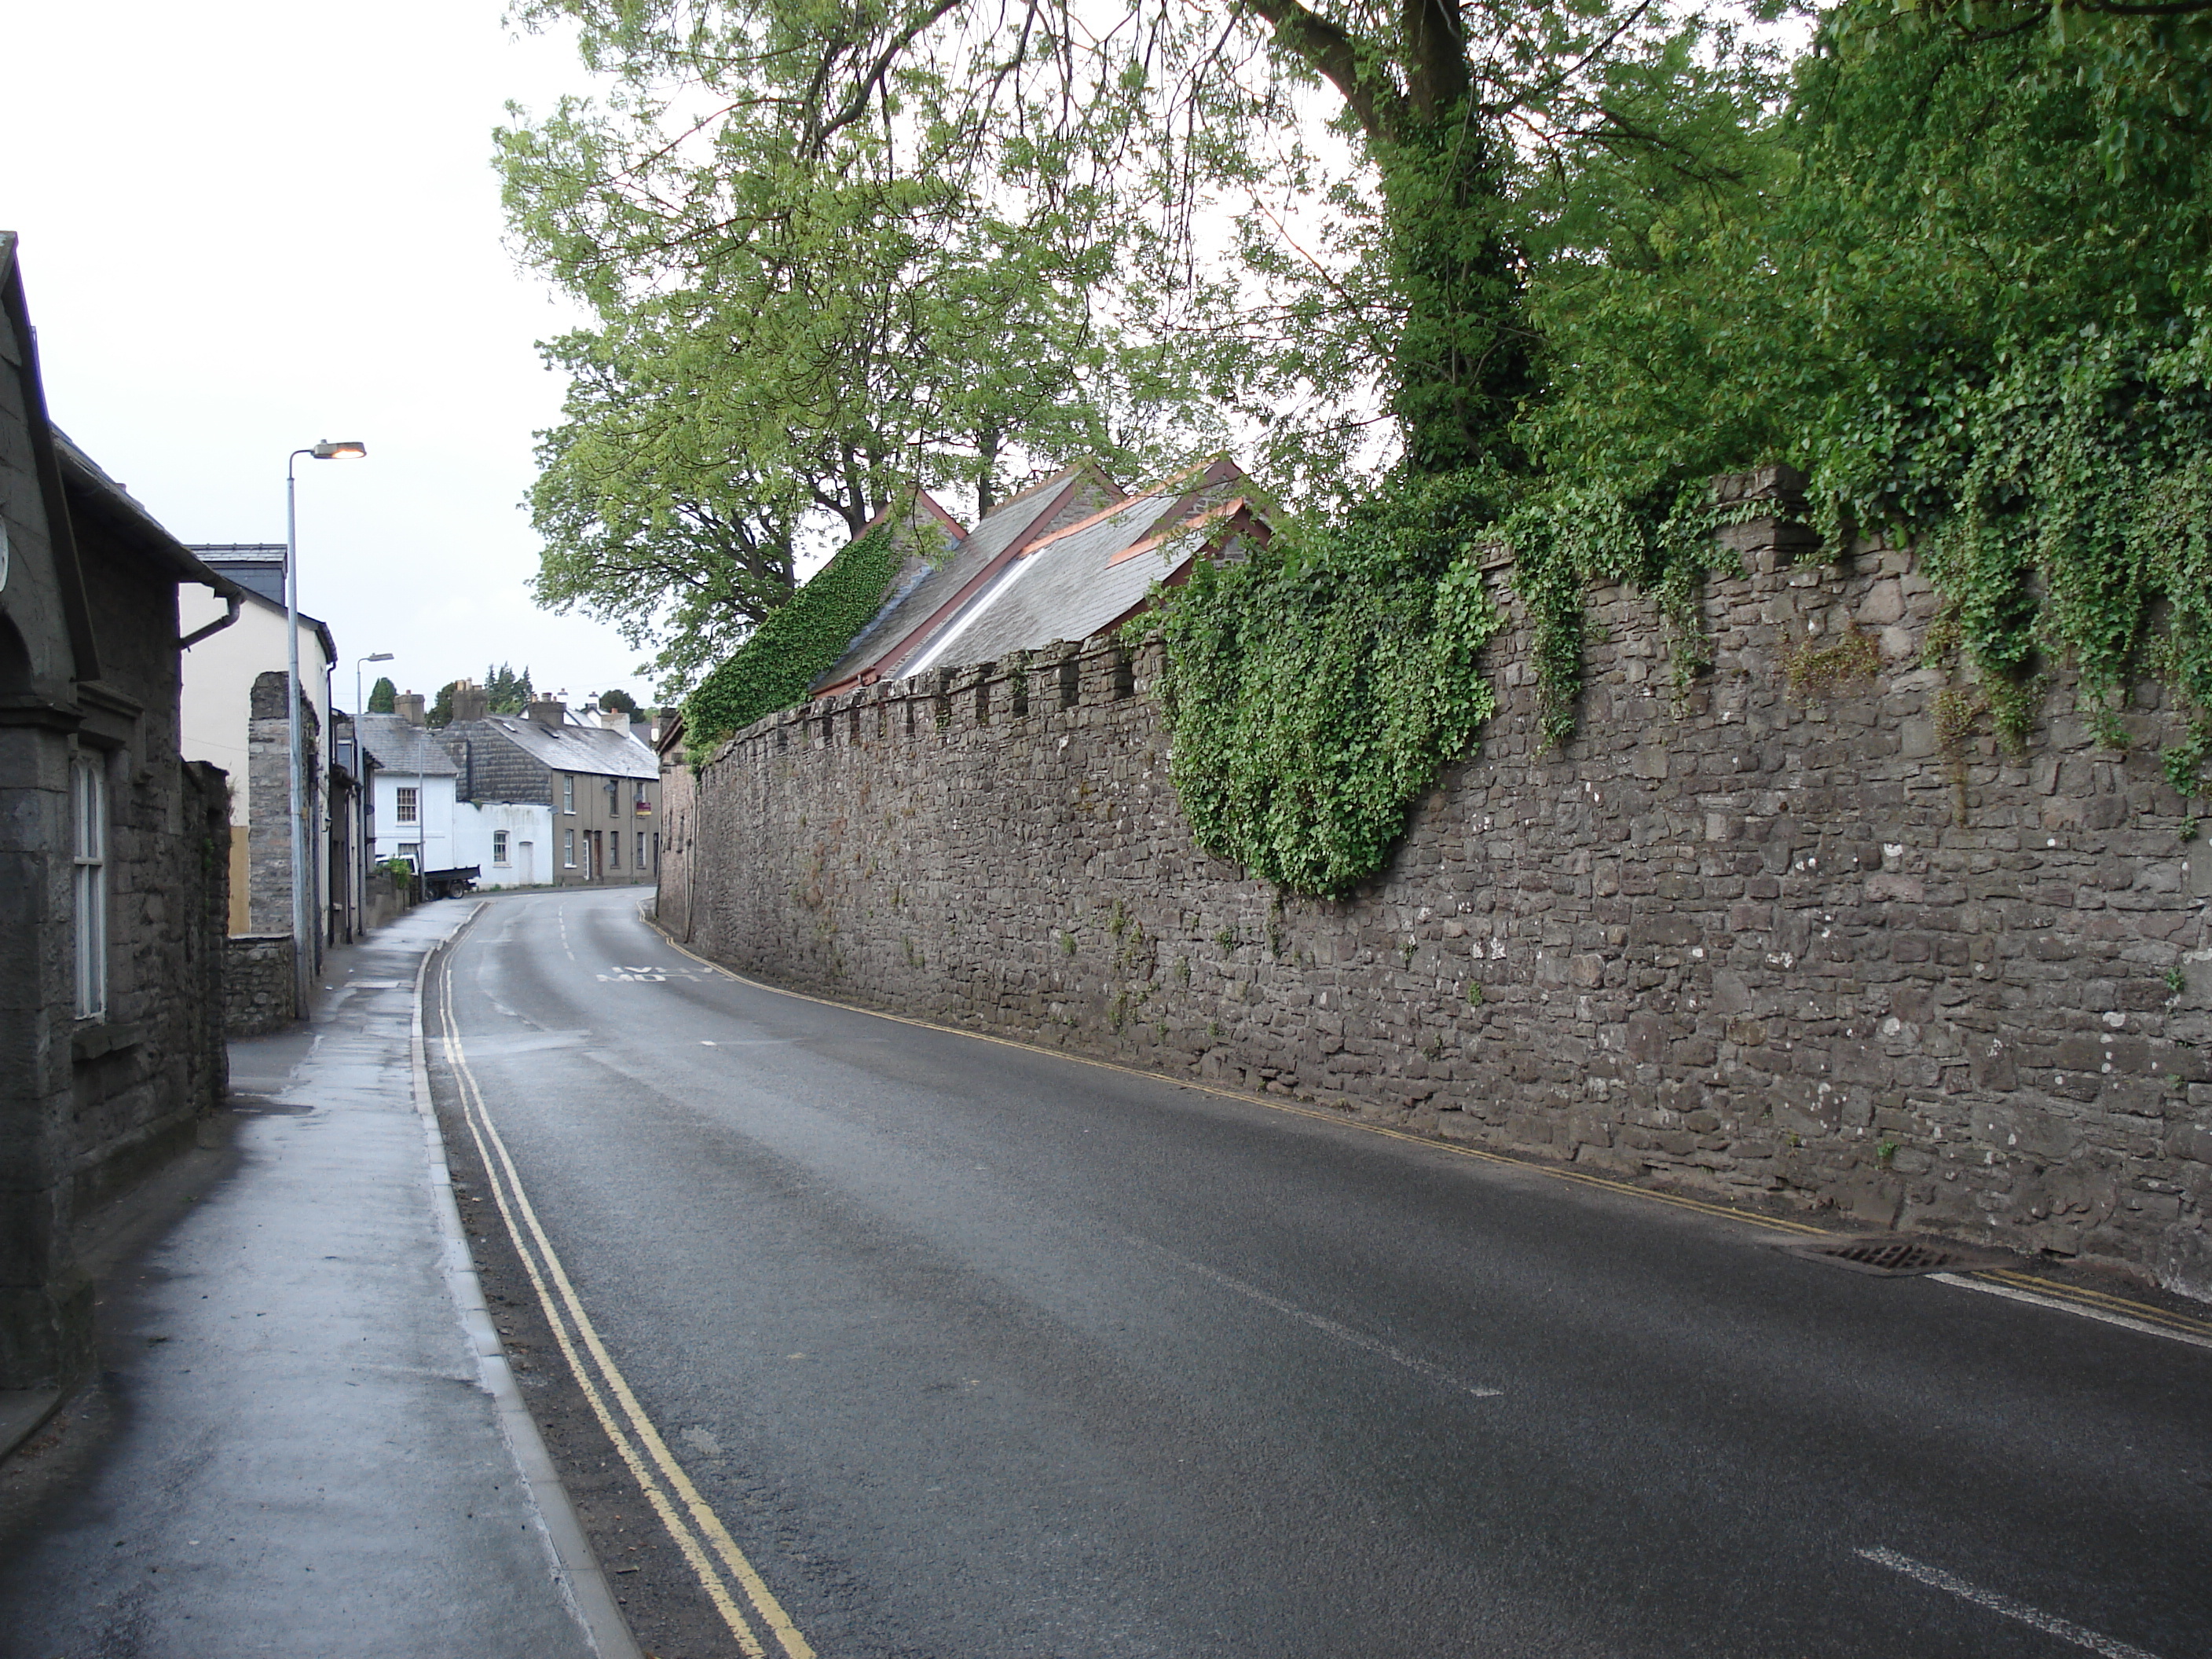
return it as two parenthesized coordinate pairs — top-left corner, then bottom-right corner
(682, 523), (899, 751)
(1507, 2), (2212, 795)
(1149, 473), (1509, 896)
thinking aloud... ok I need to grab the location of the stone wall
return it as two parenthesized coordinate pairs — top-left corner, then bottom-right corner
(223, 935), (295, 1037)
(664, 499), (2212, 1301)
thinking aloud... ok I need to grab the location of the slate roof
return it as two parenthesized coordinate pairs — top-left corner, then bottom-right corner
(49, 427), (240, 599)
(446, 713), (658, 782)
(904, 460), (1252, 674)
(357, 713), (460, 777)
(811, 462), (1124, 693)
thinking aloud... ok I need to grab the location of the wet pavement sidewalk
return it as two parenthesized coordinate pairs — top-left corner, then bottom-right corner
(0, 901), (632, 1659)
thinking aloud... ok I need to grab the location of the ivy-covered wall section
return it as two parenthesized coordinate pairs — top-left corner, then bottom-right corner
(682, 522), (901, 749)
(662, 496), (2212, 1303)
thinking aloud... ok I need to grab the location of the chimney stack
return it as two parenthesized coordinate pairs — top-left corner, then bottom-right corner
(526, 695), (567, 730)
(394, 690), (426, 727)
(450, 679), (491, 724)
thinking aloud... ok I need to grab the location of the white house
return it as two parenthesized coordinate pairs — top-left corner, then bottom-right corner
(358, 705), (460, 873)
(359, 699), (558, 888)
(456, 799), (555, 889)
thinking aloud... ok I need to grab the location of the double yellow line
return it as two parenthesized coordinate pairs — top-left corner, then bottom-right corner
(435, 950), (815, 1659)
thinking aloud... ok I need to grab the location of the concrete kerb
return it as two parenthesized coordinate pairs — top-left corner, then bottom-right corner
(411, 903), (646, 1659)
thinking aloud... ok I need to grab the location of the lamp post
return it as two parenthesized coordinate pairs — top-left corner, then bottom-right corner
(357, 650), (394, 722)
(286, 440), (366, 1016)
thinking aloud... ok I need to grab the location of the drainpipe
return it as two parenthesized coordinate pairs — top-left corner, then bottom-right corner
(178, 592), (241, 650)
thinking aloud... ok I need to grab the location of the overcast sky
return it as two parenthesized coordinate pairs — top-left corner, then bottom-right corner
(0, 0), (661, 712)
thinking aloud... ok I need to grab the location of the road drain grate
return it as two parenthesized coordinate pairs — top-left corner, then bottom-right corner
(1794, 1238), (1962, 1276)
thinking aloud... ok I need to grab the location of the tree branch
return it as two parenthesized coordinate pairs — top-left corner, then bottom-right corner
(1234, 0), (1401, 139)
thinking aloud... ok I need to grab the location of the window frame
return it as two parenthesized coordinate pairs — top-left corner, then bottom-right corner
(492, 829), (510, 866)
(394, 784), (419, 825)
(562, 774), (575, 815)
(72, 753), (108, 1020)
(563, 827), (576, 868)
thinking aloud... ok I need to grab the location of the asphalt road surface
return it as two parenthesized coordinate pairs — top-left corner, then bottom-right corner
(428, 887), (2212, 1659)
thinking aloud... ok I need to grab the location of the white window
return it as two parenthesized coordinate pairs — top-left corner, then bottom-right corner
(563, 828), (576, 868)
(609, 832), (620, 870)
(492, 830), (510, 865)
(72, 754), (107, 1019)
(637, 831), (647, 868)
(562, 775), (575, 814)
(395, 785), (419, 825)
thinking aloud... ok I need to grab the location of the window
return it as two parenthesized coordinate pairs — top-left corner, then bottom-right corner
(609, 831), (621, 870)
(72, 754), (107, 1019)
(562, 775), (575, 814)
(492, 830), (510, 866)
(637, 831), (647, 868)
(563, 828), (576, 868)
(635, 783), (651, 815)
(395, 786), (419, 825)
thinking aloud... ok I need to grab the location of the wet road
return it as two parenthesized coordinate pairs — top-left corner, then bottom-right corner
(433, 887), (2212, 1659)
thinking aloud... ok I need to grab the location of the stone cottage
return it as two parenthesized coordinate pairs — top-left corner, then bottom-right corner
(0, 233), (235, 1395)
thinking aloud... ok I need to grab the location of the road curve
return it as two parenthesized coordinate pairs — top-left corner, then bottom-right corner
(430, 886), (2212, 1659)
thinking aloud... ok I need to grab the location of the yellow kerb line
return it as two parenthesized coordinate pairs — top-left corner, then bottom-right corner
(648, 909), (2212, 1335)
(437, 947), (815, 1659)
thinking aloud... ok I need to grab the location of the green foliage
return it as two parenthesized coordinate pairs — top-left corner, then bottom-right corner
(1492, 2), (2212, 790)
(1153, 473), (1509, 895)
(367, 676), (397, 714)
(682, 524), (901, 750)
(595, 687), (639, 716)
(428, 681), (459, 728)
(484, 664), (535, 716)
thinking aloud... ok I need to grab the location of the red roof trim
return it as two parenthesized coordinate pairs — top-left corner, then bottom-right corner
(855, 472), (1095, 684)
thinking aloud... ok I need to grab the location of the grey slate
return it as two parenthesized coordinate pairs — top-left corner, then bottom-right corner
(917, 479), (1241, 672)
(357, 713), (460, 777)
(813, 466), (1115, 690)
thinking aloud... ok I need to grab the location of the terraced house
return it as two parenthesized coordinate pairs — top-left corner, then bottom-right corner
(438, 686), (660, 886)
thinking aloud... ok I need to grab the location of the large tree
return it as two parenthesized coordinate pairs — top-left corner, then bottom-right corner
(498, 0), (1762, 678)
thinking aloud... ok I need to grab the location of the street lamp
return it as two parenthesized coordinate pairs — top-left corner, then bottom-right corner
(287, 441), (366, 1017)
(357, 651), (394, 721)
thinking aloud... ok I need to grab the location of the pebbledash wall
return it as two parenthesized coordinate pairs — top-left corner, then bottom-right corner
(661, 480), (2212, 1301)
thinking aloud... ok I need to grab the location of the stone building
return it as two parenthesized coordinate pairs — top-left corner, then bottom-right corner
(0, 233), (236, 1393)
(438, 687), (660, 885)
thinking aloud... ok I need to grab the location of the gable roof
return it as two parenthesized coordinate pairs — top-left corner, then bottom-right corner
(811, 460), (1126, 694)
(357, 712), (459, 777)
(903, 459), (1256, 674)
(445, 712), (659, 782)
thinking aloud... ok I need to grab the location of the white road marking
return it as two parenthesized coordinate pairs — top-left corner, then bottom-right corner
(1133, 1237), (1502, 1399)
(558, 908), (575, 962)
(1928, 1273), (2212, 1353)
(1856, 1547), (2166, 1659)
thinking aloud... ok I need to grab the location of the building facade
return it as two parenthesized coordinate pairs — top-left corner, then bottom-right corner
(1, 233), (234, 1390)
(441, 687), (659, 886)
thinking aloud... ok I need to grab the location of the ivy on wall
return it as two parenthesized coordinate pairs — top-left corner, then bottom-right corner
(1149, 474), (1507, 896)
(682, 523), (899, 751)
(1514, 3), (2212, 793)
